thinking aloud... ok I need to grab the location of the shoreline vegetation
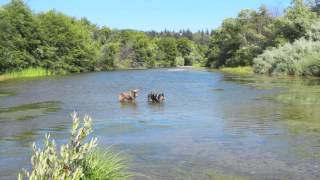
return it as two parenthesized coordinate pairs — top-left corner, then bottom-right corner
(219, 66), (253, 75)
(1, 0), (320, 80)
(0, 68), (55, 81)
(18, 113), (130, 180)
(0, 66), (254, 82)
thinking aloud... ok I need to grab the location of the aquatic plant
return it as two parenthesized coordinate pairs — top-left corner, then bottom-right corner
(0, 101), (61, 123)
(0, 91), (14, 97)
(18, 112), (130, 180)
(206, 171), (249, 180)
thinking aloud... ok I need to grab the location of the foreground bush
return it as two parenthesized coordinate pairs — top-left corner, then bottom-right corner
(18, 113), (130, 180)
(253, 38), (320, 76)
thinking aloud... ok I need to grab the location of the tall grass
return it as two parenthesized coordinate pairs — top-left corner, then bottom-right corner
(84, 150), (131, 180)
(219, 66), (253, 75)
(0, 68), (54, 81)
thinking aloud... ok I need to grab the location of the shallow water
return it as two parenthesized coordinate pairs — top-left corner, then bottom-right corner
(0, 69), (319, 180)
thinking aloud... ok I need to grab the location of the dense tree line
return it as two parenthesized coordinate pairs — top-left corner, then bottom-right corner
(206, 0), (320, 77)
(1, 0), (320, 76)
(206, 0), (318, 67)
(252, 0), (320, 76)
(0, 0), (208, 74)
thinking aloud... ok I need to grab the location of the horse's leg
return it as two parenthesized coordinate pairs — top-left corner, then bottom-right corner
(148, 93), (152, 102)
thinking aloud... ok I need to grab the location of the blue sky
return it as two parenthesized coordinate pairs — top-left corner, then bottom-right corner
(0, 0), (291, 31)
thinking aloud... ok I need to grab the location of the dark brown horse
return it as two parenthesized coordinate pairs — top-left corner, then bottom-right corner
(148, 92), (165, 103)
(119, 89), (139, 102)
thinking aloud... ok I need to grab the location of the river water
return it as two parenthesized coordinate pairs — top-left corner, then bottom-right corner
(0, 69), (319, 180)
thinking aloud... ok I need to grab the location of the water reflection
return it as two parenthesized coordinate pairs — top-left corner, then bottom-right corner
(222, 75), (320, 162)
(120, 101), (138, 110)
(224, 75), (320, 135)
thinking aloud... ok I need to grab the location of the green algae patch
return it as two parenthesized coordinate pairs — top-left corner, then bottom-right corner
(0, 91), (15, 98)
(0, 101), (61, 122)
(206, 171), (250, 180)
(0, 101), (61, 113)
(7, 131), (38, 142)
(225, 74), (320, 135)
(0, 93), (10, 97)
(269, 88), (320, 135)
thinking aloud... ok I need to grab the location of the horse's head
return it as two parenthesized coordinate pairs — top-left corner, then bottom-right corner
(158, 93), (165, 102)
(131, 89), (139, 97)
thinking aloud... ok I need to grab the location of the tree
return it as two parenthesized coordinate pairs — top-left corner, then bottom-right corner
(177, 38), (193, 65)
(0, 0), (40, 72)
(313, 0), (320, 14)
(99, 43), (119, 70)
(205, 6), (277, 67)
(132, 35), (156, 68)
(156, 37), (178, 67)
(37, 10), (97, 72)
(279, 0), (317, 42)
(93, 26), (111, 45)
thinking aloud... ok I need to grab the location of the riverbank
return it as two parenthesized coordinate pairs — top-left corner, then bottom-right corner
(0, 66), (204, 82)
(0, 68), (55, 81)
(0, 66), (256, 83)
(178, 66), (254, 76)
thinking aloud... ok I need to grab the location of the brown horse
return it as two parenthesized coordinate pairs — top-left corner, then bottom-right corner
(119, 89), (139, 102)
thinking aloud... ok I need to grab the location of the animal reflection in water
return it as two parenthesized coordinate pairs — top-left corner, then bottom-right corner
(148, 92), (165, 103)
(120, 101), (138, 110)
(118, 89), (139, 102)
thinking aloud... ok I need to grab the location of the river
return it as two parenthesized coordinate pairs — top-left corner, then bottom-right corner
(0, 69), (319, 180)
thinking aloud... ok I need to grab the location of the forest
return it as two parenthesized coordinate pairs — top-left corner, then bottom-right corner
(0, 0), (320, 76)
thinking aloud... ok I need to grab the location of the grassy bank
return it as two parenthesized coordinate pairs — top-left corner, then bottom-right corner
(0, 68), (55, 81)
(219, 66), (253, 75)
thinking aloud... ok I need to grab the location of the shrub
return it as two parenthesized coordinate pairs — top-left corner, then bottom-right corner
(306, 20), (320, 41)
(253, 38), (320, 76)
(300, 51), (320, 76)
(18, 113), (130, 180)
